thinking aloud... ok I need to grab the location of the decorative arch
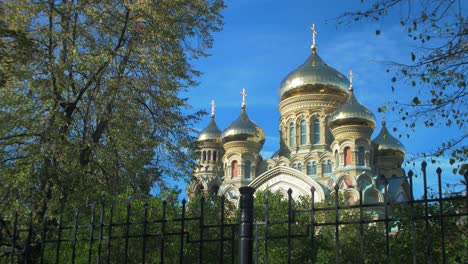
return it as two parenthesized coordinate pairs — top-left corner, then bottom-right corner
(249, 166), (327, 201)
(363, 186), (384, 204)
(335, 174), (357, 189)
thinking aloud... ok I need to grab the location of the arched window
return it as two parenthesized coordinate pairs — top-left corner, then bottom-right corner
(202, 151), (207, 162)
(300, 120), (307, 145)
(307, 162), (312, 175)
(231, 161), (238, 178)
(327, 160), (333, 173)
(292, 163), (297, 169)
(358, 147), (365, 166)
(313, 118), (320, 144)
(207, 150), (211, 161)
(344, 147), (352, 166)
(289, 122), (295, 147)
(334, 150), (340, 167)
(322, 160), (327, 176)
(297, 163), (302, 171)
(312, 162), (317, 176)
(244, 160), (251, 179)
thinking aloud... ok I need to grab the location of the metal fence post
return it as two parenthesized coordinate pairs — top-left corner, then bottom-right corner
(239, 186), (255, 264)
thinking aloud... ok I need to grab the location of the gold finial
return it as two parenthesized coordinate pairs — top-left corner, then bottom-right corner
(310, 23), (318, 53)
(241, 88), (247, 109)
(210, 100), (215, 117)
(349, 70), (353, 92)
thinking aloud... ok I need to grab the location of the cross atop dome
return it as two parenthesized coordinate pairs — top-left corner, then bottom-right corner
(310, 23), (318, 53)
(210, 100), (216, 117)
(241, 88), (247, 109)
(349, 70), (353, 92)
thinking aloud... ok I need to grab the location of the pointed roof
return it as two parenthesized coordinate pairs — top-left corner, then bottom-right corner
(372, 121), (406, 154)
(221, 107), (265, 145)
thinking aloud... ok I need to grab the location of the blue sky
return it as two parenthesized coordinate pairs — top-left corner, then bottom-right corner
(172, 0), (466, 198)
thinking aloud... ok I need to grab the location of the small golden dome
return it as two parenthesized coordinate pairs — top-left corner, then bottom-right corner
(221, 107), (265, 145)
(329, 88), (376, 129)
(198, 116), (222, 142)
(372, 121), (406, 155)
(279, 51), (350, 100)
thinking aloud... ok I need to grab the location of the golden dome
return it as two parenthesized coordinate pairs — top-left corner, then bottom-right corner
(372, 121), (406, 155)
(198, 116), (222, 142)
(329, 88), (376, 129)
(221, 107), (265, 145)
(279, 51), (350, 100)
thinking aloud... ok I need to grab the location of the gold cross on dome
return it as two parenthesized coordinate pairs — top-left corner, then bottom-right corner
(210, 100), (215, 117)
(349, 70), (353, 91)
(241, 88), (247, 108)
(310, 24), (318, 51)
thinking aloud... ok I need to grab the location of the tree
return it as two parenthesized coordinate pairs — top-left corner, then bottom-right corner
(0, 0), (225, 219)
(337, 0), (467, 170)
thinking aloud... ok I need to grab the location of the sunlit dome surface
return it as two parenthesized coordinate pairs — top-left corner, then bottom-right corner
(372, 121), (406, 154)
(221, 107), (265, 145)
(198, 117), (222, 142)
(329, 89), (376, 128)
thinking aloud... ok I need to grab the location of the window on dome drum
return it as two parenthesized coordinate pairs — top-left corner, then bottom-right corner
(344, 147), (352, 166)
(213, 151), (217, 161)
(289, 122), (295, 147)
(297, 163), (302, 171)
(244, 160), (251, 179)
(300, 120), (307, 145)
(231, 161), (238, 178)
(307, 162), (312, 175)
(322, 160), (327, 176)
(312, 162), (317, 175)
(327, 160), (332, 173)
(358, 146), (365, 166)
(334, 150), (339, 167)
(207, 151), (211, 161)
(292, 163), (297, 169)
(202, 151), (206, 162)
(313, 118), (320, 144)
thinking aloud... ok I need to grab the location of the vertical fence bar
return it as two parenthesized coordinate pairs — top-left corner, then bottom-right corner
(40, 210), (48, 264)
(359, 187), (364, 264)
(264, 192), (269, 264)
(106, 203), (114, 264)
(310, 187), (316, 264)
(436, 167), (446, 263)
(71, 209), (79, 264)
(141, 202), (148, 264)
(254, 223), (259, 264)
(10, 212), (18, 264)
(384, 182), (390, 264)
(422, 161), (432, 264)
(55, 205), (64, 264)
(287, 189), (292, 264)
(179, 199), (186, 264)
(231, 225), (235, 264)
(238, 186), (255, 264)
(334, 184), (339, 264)
(97, 202), (105, 264)
(87, 204), (96, 264)
(199, 196), (205, 264)
(408, 170), (416, 264)
(124, 201), (131, 264)
(160, 201), (167, 264)
(24, 211), (33, 263)
(220, 196), (225, 264)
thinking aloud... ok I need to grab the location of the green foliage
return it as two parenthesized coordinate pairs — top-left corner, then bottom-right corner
(338, 0), (467, 169)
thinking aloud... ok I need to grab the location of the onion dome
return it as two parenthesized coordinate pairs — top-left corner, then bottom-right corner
(221, 89), (265, 145)
(279, 25), (349, 100)
(221, 107), (265, 145)
(198, 116), (222, 142)
(329, 71), (376, 129)
(372, 121), (406, 155)
(198, 100), (222, 142)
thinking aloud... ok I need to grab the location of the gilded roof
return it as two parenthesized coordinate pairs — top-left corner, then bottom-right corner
(198, 116), (222, 142)
(372, 121), (406, 154)
(221, 107), (265, 145)
(279, 51), (350, 100)
(329, 89), (376, 128)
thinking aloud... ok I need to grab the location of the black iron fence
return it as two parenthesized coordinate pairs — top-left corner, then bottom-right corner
(1, 162), (467, 263)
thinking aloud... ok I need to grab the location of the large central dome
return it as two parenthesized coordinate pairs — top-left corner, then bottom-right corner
(279, 51), (350, 100)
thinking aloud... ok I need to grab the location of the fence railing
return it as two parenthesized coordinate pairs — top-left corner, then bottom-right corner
(1, 162), (467, 263)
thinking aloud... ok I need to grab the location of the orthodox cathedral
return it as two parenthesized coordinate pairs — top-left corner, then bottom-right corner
(187, 25), (410, 206)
